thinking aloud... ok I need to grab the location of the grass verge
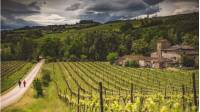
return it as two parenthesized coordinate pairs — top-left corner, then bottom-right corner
(2, 63), (70, 112)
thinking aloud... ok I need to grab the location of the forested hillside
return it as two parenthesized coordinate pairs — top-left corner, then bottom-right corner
(1, 13), (198, 61)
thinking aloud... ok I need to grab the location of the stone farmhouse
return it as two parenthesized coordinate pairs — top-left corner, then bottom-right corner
(116, 39), (198, 68)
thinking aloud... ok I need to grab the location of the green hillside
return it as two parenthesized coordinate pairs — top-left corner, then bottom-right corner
(1, 13), (198, 61)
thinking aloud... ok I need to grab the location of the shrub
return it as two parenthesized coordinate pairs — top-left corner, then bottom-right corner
(125, 60), (139, 67)
(41, 69), (51, 87)
(80, 54), (87, 61)
(120, 21), (133, 33)
(31, 60), (37, 64)
(46, 56), (56, 63)
(69, 54), (78, 61)
(194, 56), (199, 68)
(107, 52), (118, 64)
(33, 78), (43, 97)
(181, 55), (195, 67)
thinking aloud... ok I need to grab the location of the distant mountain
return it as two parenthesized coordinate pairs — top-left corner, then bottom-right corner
(79, 20), (101, 24)
(1, 18), (40, 30)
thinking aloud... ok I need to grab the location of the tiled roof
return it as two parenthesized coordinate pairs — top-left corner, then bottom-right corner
(184, 51), (199, 55)
(163, 45), (194, 51)
(116, 55), (153, 62)
(158, 39), (169, 43)
(151, 58), (173, 62)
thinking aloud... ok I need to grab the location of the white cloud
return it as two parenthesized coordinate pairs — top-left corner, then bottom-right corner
(157, 1), (198, 17)
(172, 1), (198, 15)
(22, 14), (79, 25)
(3, 0), (199, 28)
(64, 19), (80, 24)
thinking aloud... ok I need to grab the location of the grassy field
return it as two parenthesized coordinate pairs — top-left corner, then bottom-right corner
(2, 62), (199, 112)
(1, 61), (34, 93)
(2, 63), (69, 112)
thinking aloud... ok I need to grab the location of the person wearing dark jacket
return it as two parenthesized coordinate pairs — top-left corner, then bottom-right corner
(23, 80), (26, 87)
(18, 80), (21, 87)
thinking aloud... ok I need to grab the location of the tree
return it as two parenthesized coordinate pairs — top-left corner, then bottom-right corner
(64, 51), (70, 58)
(1, 46), (12, 60)
(41, 69), (51, 87)
(132, 39), (149, 55)
(25, 30), (43, 39)
(41, 38), (64, 57)
(181, 55), (195, 67)
(107, 52), (118, 64)
(20, 38), (36, 60)
(182, 34), (198, 49)
(118, 44), (127, 56)
(33, 79), (43, 97)
(125, 60), (139, 67)
(69, 54), (78, 61)
(120, 21), (133, 33)
(10, 42), (22, 59)
(194, 56), (199, 68)
(80, 54), (87, 61)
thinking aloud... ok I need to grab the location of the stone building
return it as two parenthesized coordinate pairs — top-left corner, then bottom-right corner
(116, 39), (198, 68)
(115, 55), (151, 67)
(151, 39), (198, 67)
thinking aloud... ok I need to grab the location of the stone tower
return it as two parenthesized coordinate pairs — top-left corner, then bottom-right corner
(157, 39), (171, 59)
(157, 39), (171, 68)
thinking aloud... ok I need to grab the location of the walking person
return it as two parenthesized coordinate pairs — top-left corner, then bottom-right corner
(18, 80), (21, 87)
(23, 80), (26, 87)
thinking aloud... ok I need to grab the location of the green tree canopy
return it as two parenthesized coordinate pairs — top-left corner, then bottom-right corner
(181, 55), (195, 67)
(107, 52), (118, 64)
(41, 38), (64, 58)
(120, 21), (133, 33)
(132, 39), (149, 55)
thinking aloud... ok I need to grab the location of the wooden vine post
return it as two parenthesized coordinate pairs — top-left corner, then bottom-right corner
(104, 88), (106, 97)
(192, 73), (198, 108)
(158, 81), (161, 91)
(99, 82), (104, 112)
(182, 85), (185, 111)
(112, 90), (113, 95)
(164, 87), (166, 99)
(119, 88), (121, 96)
(131, 83), (133, 103)
(70, 92), (72, 100)
(77, 87), (80, 112)
(118, 88), (120, 103)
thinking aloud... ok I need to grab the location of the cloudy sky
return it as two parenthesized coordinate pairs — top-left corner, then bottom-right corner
(1, 0), (199, 29)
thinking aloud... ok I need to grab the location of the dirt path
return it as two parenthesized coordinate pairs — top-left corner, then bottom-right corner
(0, 60), (44, 110)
